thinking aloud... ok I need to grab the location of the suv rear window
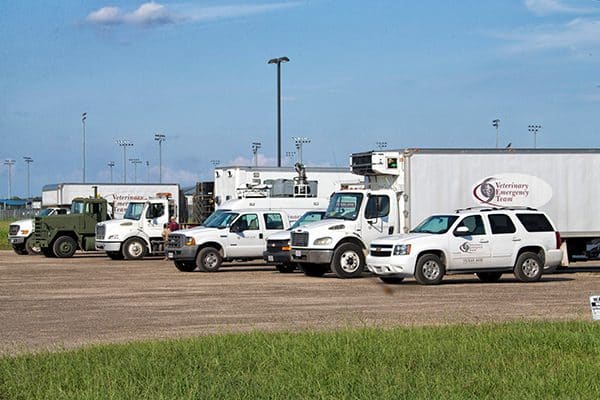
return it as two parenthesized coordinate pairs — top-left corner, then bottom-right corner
(516, 213), (554, 232)
(488, 214), (516, 234)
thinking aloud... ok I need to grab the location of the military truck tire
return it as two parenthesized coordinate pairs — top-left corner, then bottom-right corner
(196, 247), (222, 272)
(122, 238), (147, 260)
(331, 242), (365, 278)
(12, 244), (28, 255)
(25, 236), (42, 255)
(53, 236), (77, 258)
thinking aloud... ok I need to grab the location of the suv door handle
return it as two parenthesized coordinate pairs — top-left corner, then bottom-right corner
(479, 239), (489, 243)
(512, 237), (522, 242)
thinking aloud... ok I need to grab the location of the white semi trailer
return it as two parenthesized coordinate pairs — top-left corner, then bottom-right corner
(290, 148), (600, 278)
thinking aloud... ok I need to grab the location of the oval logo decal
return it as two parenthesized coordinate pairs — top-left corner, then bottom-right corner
(472, 173), (552, 208)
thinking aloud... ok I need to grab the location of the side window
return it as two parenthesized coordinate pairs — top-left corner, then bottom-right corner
(264, 213), (284, 230)
(365, 195), (390, 219)
(455, 215), (486, 236)
(488, 214), (516, 234)
(232, 214), (259, 231)
(516, 213), (554, 232)
(146, 203), (165, 219)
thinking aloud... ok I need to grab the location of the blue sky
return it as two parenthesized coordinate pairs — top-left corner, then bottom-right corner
(2, 0), (600, 197)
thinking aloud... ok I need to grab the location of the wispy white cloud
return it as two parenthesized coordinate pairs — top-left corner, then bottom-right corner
(524, 0), (594, 16)
(86, 2), (302, 27)
(497, 18), (600, 53)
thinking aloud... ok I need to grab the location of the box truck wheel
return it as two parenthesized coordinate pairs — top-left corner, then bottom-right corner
(300, 263), (328, 277)
(25, 236), (42, 255)
(122, 238), (147, 260)
(196, 247), (222, 272)
(475, 271), (502, 283)
(331, 243), (365, 278)
(513, 252), (542, 282)
(414, 254), (445, 285)
(52, 236), (77, 258)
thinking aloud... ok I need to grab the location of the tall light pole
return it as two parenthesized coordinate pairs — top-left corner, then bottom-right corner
(285, 151), (296, 166)
(268, 56), (290, 167)
(23, 156), (33, 200)
(146, 161), (150, 183)
(107, 161), (115, 183)
(376, 141), (388, 151)
(252, 142), (262, 166)
(129, 158), (142, 183)
(528, 124), (541, 148)
(154, 133), (166, 183)
(3, 159), (15, 199)
(492, 119), (500, 149)
(82, 112), (87, 182)
(292, 136), (311, 164)
(116, 140), (133, 183)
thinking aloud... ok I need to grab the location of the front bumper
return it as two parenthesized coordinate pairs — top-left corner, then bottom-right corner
(366, 254), (415, 277)
(290, 248), (334, 264)
(8, 236), (26, 245)
(95, 241), (121, 252)
(263, 250), (290, 264)
(165, 245), (198, 261)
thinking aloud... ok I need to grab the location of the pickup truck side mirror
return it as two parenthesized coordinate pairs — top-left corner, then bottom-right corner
(229, 225), (241, 233)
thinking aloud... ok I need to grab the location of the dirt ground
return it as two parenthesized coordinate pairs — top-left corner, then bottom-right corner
(1, 250), (599, 355)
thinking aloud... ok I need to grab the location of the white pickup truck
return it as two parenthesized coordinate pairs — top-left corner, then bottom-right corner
(366, 208), (563, 285)
(8, 208), (68, 255)
(166, 209), (291, 272)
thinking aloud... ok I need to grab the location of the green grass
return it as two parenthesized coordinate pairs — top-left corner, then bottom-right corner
(1, 322), (600, 399)
(0, 221), (10, 250)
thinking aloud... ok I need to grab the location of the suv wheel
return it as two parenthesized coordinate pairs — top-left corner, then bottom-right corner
(331, 243), (365, 278)
(475, 271), (503, 283)
(414, 254), (445, 285)
(53, 236), (77, 258)
(196, 247), (222, 272)
(513, 252), (543, 282)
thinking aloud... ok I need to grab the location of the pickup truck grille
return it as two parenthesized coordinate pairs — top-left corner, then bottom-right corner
(291, 232), (309, 247)
(9, 224), (19, 235)
(369, 244), (393, 257)
(167, 234), (184, 248)
(95, 224), (106, 240)
(267, 239), (290, 250)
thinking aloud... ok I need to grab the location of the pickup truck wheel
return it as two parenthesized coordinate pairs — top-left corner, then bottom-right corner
(331, 243), (365, 278)
(174, 260), (197, 272)
(53, 236), (77, 258)
(414, 254), (445, 285)
(25, 236), (42, 255)
(122, 238), (147, 260)
(379, 276), (405, 284)
(12, 244), (28, 255)
(276, 263), (296, 273)
(513, 252), (543, 282)
(475, 271), (502, 283)
(300, 263), (328, 277)
(107, 251), (124, 260)
(196, 247), (222, 272)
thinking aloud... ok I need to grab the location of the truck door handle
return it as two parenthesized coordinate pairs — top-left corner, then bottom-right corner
(512, 237), (522, 242)
(479, 239), (489, 243)
(259, 233), (263, 239)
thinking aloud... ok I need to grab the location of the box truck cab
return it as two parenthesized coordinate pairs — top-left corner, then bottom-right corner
(95, 194), (177, 260)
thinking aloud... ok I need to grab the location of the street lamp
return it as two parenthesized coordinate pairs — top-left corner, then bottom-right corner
(528, 124), (542, 148)
(268, 56), (290, 167)
(116, 140), (133, 183)
(3, 159), (15, 199)
(129, 158), (142, 183)
(107, 161), (115, 183)
(376, 141), (388, 150)
(252, 142), (262, 166)
(146, 161), (150, 183)
(492, 119), (500, 149)
(292, 136), (311, 164)
(23, 156), (33, 200)
(82, 112), (87, 183)
(154, 133), (166, 183)
(285, 151), (296, 166)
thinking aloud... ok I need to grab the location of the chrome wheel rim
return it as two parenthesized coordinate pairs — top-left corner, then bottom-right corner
(522, 258), (540, 278)
(422, 260), (441, 281)
(204, 252), (219, 269)
(128, 241), (144, 257)
(340, 250), (360, 273)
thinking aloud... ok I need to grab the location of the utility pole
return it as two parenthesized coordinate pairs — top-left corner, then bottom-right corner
(528, 124), (541, 148)
(292, 137), (311, 164)
(252, 142), (262, 166)
(82, 112), (87, 182)
(492, 119), (500, 149)
(107, 161), (115, 183)
(376, 141), (388, 151)
(267, 56), (290, 167)
(23, 157), (33, 200)
(116, 140), (133, 183)
(154, 133), (166, 183)
(3, 159), (15, 199)
(129, 158), (142, 183)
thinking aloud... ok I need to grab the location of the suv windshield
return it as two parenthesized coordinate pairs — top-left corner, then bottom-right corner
(411, 215), (459, 234)
(324, 193), (363, 221)
(289, 211), (326, 230)
(204, 212), (239, 228)
(124, 202), (145, 220)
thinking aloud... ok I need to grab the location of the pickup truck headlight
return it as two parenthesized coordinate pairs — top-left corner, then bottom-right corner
(108, 234), (119, 240)
(393, 244), (411, 255)
(185, 237), (196, 246)
(314, 237), (332, 246)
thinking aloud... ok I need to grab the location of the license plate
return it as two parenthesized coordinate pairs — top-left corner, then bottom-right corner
(167, 252), (174, 259)
(267, 255), (274, 261)
(295, 250), (302, 257)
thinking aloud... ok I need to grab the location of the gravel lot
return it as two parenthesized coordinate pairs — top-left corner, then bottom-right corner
(1, 250), (599, 355)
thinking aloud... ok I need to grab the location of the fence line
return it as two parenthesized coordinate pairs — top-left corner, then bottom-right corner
(0, 209), (39, 221)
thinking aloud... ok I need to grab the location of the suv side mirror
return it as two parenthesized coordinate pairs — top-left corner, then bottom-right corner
(454, 226), (470, 236)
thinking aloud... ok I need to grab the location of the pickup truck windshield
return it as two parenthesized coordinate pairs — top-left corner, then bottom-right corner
(124, 202), (145, 220)
(38, 208), (56, 217)
(411, 215), (459, 234)
(204, 212), (239, 228)
(324, 193), (363, 221)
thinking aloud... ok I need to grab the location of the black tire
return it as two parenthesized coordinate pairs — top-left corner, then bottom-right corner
(331, 242), (365, 279)
(379, 276), (405, 284)
(513, 252), (543, 282)
(25, 236), (42, 255)
(196, 247), (222, 272)
(300, 263), (329, 277)
(414, 254), (445, 285)
(52, 236), (77, 258)
(174, 260), (197, 272)
(12, 244), (28, 255)
(41, 247), (55, 257)
(475, 271), (503, 283)
(276, 263), (296, 273)
(107, 251), (124, 260)
(122, 237), (147, 260)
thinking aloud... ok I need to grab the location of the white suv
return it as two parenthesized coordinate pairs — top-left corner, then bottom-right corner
(366, 208), (562, 285)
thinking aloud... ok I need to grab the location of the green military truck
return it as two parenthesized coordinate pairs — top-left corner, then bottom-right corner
(34, 196), (110, 258)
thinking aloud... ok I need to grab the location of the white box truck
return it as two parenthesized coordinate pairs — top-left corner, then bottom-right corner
(290, 148), (600, 278)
